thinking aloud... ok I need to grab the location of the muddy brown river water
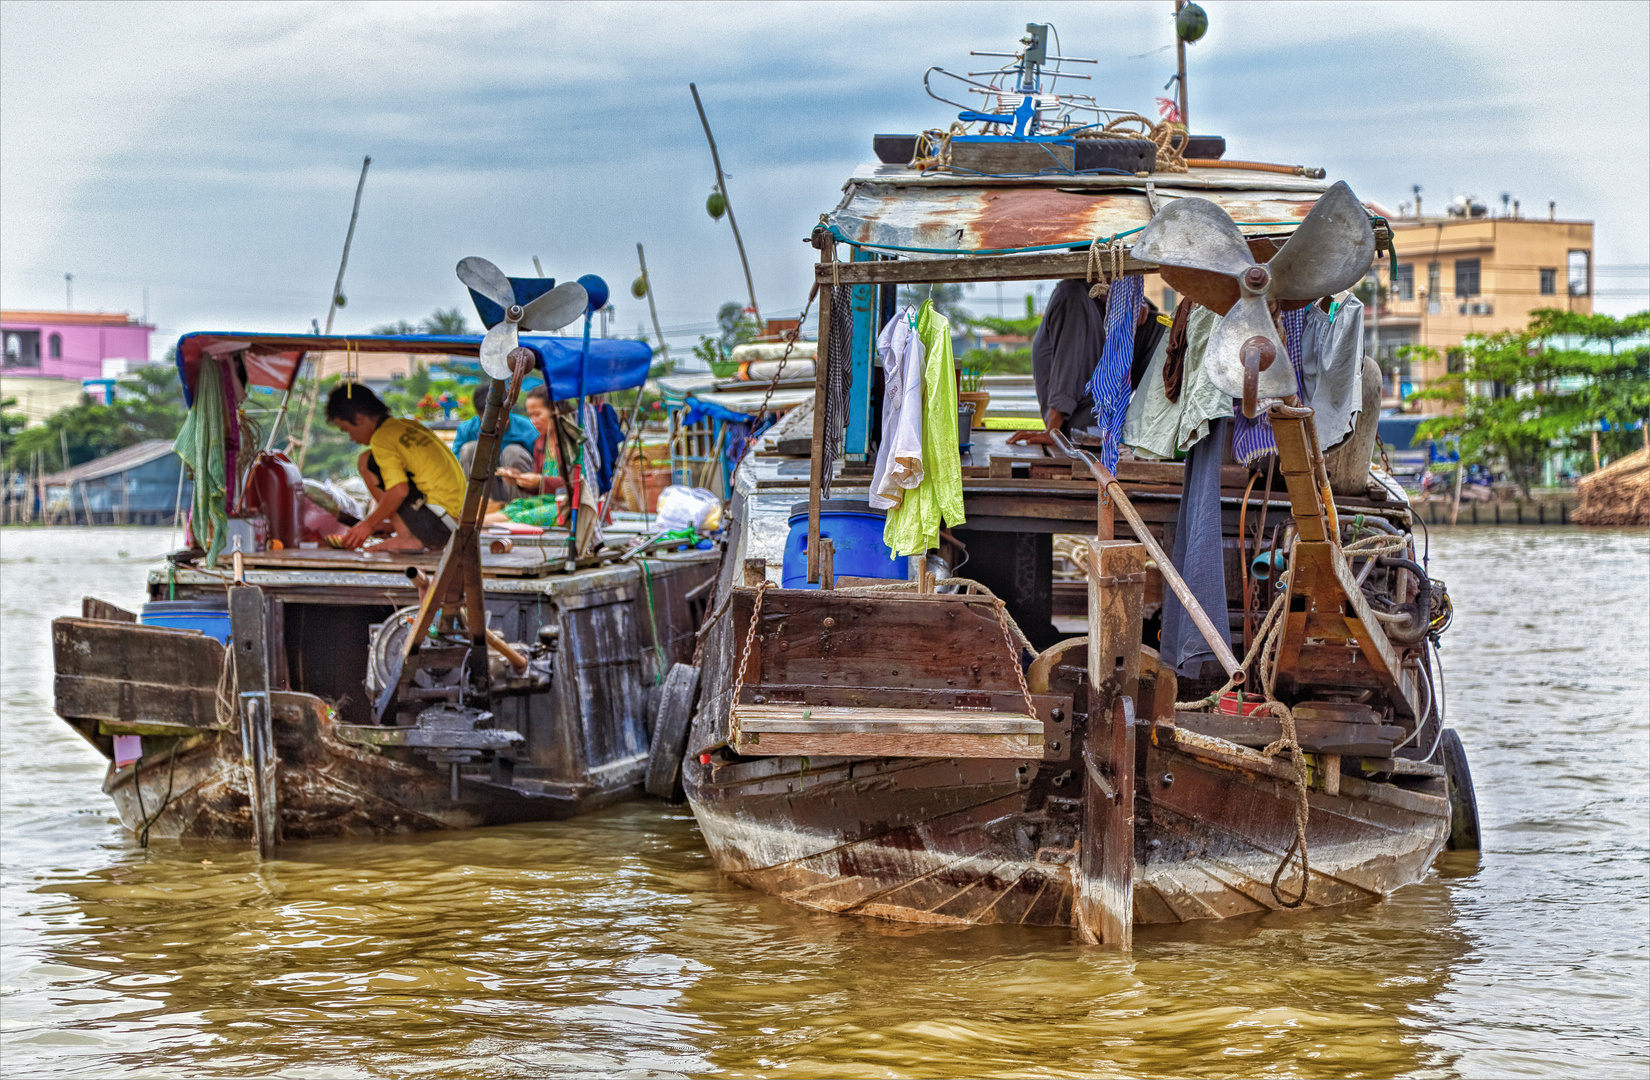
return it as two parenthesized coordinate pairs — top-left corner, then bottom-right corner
(2, 526), (1645, 1078)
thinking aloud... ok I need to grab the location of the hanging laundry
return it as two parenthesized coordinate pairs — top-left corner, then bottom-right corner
(1123, 303), (1232, 461)
(1083, 273), (1144, 472)
(1230, 305), (1308, 466)
(1158, 418), (1233, 678)
(594, 402), (624, 494)
(1162, 299), (1194, 404)
(869, 306), (927, 510)
(173, 354), (230, 566)
(1298, 294), (1367, 449)
(883, 301), (964, 556)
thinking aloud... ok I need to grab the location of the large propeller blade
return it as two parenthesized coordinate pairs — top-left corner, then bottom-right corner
(521, 281), (588, 332)
(456, 256), (515, 309)
(478, 321), (518, 379)
(1130, 197), (1257, 278)
(1265, 181), (1376, 300)
(1128, 181), (1375, 408)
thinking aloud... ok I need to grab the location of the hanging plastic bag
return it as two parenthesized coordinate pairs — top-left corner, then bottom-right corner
(654, 485), (722, 534)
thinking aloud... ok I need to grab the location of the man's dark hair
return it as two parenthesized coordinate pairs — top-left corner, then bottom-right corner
(325, 383), (390, 424)
(471, 385), (490, 416)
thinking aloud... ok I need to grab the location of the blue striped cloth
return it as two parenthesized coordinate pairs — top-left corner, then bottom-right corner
(1230, 306), (1308, 465)
(1085, 274), (1144, 473)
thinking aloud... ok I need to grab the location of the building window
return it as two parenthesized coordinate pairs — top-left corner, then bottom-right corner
(1454, 258), (1481, 298)
(1394, 263), (1414, 301)
(1539, 268), (1557, 295)
(1426, 262), (1441, 314)
(48, 333), (62, 359)
(1568, 250), (1591, 296)
(3, 330), (41, 369)
(1446, 348), (1466, 374)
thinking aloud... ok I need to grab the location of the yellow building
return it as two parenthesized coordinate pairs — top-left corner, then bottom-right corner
(1374, 212), (1594, 411)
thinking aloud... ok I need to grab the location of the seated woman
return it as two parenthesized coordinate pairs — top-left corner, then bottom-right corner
(325, 384), (466, 552)
(486, 385), (568, 527)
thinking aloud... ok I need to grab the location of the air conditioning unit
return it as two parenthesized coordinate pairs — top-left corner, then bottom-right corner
(1458, 301), (1493, 316)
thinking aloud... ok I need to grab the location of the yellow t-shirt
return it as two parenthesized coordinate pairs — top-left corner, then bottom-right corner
(369, 417), (466, 518)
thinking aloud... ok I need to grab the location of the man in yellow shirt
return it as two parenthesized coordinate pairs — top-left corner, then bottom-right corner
(326, 385), (467, 551)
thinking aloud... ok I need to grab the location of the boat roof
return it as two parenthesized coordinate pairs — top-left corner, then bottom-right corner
(826, 165), (1346, 259)
(174, 331), (652, 407)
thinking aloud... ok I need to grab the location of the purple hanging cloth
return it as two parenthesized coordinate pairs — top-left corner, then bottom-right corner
(1084, 274), (1144, 473)
(1230, 305), (1308, 465)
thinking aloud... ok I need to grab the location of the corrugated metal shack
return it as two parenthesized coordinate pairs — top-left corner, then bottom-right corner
(31, 440), (190, 524)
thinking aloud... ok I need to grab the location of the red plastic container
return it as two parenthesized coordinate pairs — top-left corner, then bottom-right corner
(1217, 691), (1271, 716)
(241, 451), (303, 551)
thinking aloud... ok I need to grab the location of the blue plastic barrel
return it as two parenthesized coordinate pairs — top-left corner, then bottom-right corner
(781, 500), (906, 589)
(141, 599), (232, 644)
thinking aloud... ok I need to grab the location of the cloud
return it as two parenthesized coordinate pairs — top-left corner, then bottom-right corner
(2, 0), (1644, 355)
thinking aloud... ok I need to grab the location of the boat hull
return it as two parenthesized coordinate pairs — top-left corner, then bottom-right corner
(684, 735), (1450, 928)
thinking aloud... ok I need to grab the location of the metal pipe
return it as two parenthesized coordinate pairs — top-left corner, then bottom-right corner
(1049, 429), (1243, 683)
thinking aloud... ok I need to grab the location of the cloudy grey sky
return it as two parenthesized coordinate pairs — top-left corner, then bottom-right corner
(3, 0), (1646, 358)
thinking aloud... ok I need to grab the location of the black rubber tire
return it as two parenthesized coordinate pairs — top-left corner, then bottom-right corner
(1074, 138), (1156, 175)
(1440, 728), (1481, 851)
(645, 663), (700, 802)
(643, 680), (663, 740)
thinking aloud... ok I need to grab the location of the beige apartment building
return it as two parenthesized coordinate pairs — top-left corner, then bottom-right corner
(1373, 212), (1594, 411)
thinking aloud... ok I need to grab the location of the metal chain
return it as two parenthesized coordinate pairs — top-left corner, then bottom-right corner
(1375, 433), (1393, 477)
(728, 579), (771, 713)
(993, 599), (1037, 719)
(735, 286), (820, 472)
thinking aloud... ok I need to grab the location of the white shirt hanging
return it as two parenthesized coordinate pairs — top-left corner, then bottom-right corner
(869, 307), (927, 510)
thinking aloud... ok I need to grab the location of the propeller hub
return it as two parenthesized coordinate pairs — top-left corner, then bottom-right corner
(1241, 265), (1270, 292)
(1241, 336), (1278, 372)
(506, 304), (524, 323)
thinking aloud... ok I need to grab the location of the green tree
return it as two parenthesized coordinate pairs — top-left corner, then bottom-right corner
(1410, 308), (1649, 497)
(959, 292), (1041, 376)
(2, 361), (188, 470)
(369, 308), (472, 336)
(693, 302), (760, 367)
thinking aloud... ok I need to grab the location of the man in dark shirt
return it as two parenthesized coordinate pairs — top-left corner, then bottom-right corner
(1010, 280), (1165, 446)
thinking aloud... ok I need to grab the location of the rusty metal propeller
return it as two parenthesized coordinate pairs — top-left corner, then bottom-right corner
(455, 257), (587, 378)
(1129, 181), (1375, 415)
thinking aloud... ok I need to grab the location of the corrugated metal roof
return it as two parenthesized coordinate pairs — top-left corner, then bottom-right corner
(827, 167), (1335, 259)
(41, 439), (178, 485)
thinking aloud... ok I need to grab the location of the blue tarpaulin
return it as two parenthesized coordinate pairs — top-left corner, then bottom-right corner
(173, 332), (652, 407)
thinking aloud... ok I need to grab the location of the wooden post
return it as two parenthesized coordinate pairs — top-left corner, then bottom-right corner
(1448, 457), (1465, 526)
(806, 245), (835, 583)
(819, 538), (835, 590)
(230, 584), (280, 858)
(1078, 539), (1146, 948)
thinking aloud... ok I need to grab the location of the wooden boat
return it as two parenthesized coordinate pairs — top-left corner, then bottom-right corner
(53, 331), (717, 849)
(675, 51), (1481, 945)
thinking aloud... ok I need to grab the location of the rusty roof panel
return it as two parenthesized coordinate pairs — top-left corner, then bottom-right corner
(829, 181), (1326, 258)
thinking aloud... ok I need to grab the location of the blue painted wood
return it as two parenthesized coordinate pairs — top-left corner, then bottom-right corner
(845, 249), (876, 459)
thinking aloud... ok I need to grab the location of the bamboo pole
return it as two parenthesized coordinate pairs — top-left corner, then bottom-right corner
(690, 83), (760, 325)
(295, 155), (371, 469)
(637, 243), (668, 362)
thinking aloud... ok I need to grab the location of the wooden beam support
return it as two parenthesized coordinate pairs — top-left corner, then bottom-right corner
(806, 246), (835, 584)
(1078, 540), (1145, 949)
(729, 703), (1043, 758)
(815, 249), (1156, 287)
(230, 584), (279, 858)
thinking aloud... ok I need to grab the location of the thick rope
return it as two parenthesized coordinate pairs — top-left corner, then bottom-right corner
(1086, 235), (1127, 299)
(993, 599), (1039, 719)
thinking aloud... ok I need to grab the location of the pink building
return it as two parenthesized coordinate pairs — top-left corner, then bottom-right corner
(2, 310), (155, 383)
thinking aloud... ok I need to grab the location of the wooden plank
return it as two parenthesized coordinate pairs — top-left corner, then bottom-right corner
(229, 585), (279, 857)
(1079, 540), (1144, 949)
(1174, 711), (1406, 757)
(52, 618), (224, 685)
(56, 675), (223, 729)
(732, 729), (1041, 759)
(82, 597), (137, 622)
(734, 703), (1043, 735)
(814, 249), (1155, 287)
